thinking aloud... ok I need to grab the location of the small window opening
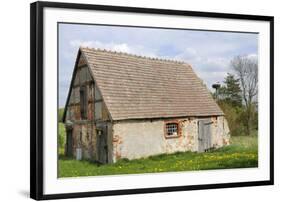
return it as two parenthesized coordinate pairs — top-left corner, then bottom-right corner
(80, 86), (87, 119)
(165, 122), (179, 137)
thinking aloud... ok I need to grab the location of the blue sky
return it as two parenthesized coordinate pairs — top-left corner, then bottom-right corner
(59, 23), (258, 107)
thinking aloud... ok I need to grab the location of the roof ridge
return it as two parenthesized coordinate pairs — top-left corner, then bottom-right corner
(80, 46), (185, 64)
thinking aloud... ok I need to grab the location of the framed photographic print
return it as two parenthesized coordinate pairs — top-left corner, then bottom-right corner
(30, 1), (274, 200)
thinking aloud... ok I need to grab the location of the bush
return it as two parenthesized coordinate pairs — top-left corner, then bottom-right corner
(58, 108), (66, 153)
(58, 108), (64, 122)
(58, 122), (66, 150)
(218, 101), (246, 136)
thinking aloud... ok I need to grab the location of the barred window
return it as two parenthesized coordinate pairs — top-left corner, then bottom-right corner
(166, 123), (178, 136)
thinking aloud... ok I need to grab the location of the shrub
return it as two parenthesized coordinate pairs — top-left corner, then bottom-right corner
(58, 108), (64, 122)
(218, 101), (246, 136)
(58, 122), (66, 150)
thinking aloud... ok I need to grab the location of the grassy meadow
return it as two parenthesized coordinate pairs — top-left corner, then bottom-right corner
(58, 135), (258, 178)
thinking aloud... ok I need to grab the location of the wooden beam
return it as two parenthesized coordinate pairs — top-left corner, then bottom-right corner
(72, 80), (94, 88)
(94, 99), (103, 103)
(77, 64), (88, 69)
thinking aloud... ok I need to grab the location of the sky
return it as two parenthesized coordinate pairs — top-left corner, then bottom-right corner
(59, 23), (258, 107)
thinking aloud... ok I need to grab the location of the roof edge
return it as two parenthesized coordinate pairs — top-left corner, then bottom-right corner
(112, 114), (225, 123)
(62, 49), (81, 123)
(80, 46), (187, 65)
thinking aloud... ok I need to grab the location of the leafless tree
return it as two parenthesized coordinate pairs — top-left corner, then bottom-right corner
(231, 55), (258, 135)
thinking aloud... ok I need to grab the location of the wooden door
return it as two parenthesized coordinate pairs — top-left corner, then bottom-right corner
(66, 128), (73, 157)
(198, 119), (212, 152)
(97, 125), (108, 164)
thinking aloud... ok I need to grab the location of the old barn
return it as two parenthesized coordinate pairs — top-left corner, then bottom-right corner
(62, 47), (230, 164)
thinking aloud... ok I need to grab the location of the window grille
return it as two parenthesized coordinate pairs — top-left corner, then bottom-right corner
(166, 123), (178, 136)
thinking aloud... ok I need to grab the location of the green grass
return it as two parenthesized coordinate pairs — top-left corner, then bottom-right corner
(58, 135), (258, 178)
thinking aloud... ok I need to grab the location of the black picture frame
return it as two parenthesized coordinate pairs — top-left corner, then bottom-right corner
(30, 1), (274, 200)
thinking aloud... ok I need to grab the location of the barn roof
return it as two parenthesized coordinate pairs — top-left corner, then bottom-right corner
(80, 47), (224, 120)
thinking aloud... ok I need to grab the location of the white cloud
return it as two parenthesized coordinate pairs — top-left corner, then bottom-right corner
(69, 39), (157, 57)
(70, 39), (94, 48)
(110, 43), (131, 52)
(171, 47), (231, 89)
(246, 53), (258, 60)
(70, 40), (131, 52)
(174, 47), (202, 62)
(201, 57), (230, 71)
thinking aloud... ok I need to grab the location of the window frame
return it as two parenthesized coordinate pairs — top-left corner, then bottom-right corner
(164, 120), (181, 139)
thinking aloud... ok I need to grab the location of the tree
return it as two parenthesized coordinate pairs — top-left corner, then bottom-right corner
(215, 74), (244, 136)
(231, 55), (258, 135)
(219, 73), (242, 107)
(217, 101), (245, 136)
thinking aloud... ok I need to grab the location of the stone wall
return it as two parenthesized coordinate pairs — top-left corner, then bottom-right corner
(211, 116), (230, 148)
(112, 118), (193, 162)
(112, 116), (230, 162)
